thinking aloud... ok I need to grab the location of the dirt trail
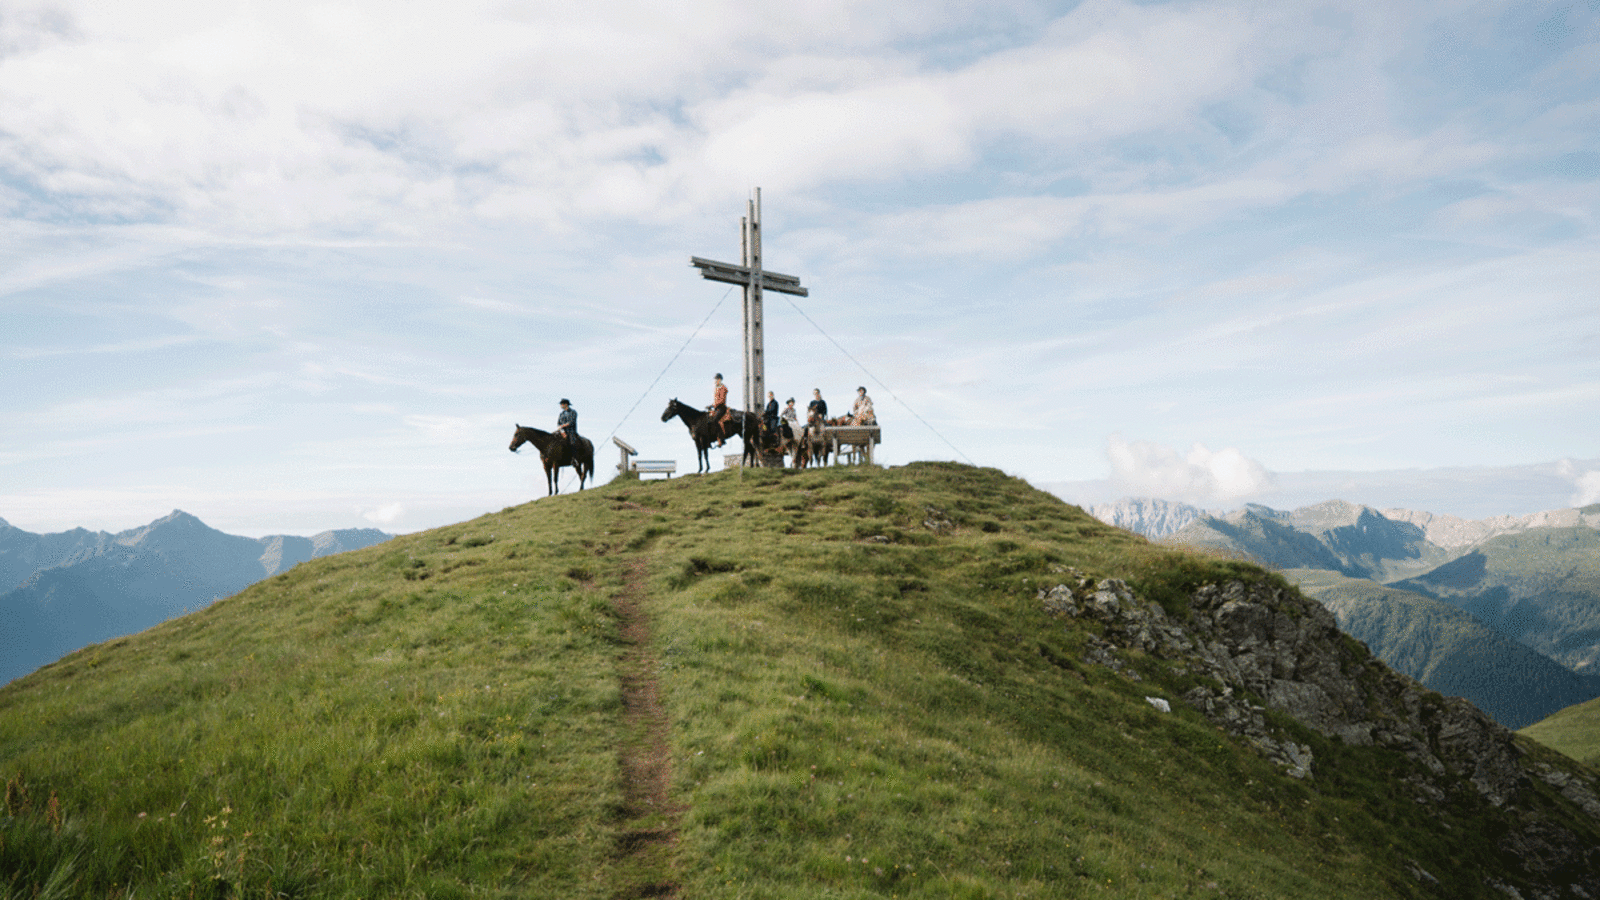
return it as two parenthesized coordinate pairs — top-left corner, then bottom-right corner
(611, 557), (680, 898)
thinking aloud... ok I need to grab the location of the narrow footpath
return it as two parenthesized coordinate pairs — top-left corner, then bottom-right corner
(611, 557), (681, 899)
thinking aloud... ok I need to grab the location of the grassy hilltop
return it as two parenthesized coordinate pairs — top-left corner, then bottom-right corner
(1, 463), (1590, 898)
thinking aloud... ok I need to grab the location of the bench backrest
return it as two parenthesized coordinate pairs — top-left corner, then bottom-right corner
(822, 426), (881, 444)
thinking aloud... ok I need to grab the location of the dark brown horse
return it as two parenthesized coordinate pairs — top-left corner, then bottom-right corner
(509, 425), (593, 495)
(661, 398), (757, 473)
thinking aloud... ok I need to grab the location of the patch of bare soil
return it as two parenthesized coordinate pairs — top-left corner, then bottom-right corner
(611, 557), (681, 899)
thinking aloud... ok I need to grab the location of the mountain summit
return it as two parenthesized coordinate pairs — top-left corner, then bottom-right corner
(2, 464), (1595, 898)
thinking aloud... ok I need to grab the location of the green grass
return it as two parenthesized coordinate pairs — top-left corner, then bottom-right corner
(0, 462), (1585, 898)
(1522, 695), (1600, 766)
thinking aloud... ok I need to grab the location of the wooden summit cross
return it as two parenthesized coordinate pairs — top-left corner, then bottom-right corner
(691, 188), (807, 413)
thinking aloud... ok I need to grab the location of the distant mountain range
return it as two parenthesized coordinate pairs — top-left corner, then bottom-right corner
(0, 511), (390, 685)
(1090, 497), (1600, 730)
(1086, 498), (1218, 540)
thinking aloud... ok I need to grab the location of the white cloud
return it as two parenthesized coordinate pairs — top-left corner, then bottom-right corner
(1558, 460), (1600, 507)
(362, 503), (406, 526)
(1572, 472), (1600, 507)
(957, 1), (1263, 139)
(4, 0), (1599, 537)
(1106, 435), (1276, 504)
(697, 78), (970, 191)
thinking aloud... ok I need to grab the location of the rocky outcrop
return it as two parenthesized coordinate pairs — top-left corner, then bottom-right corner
(1039, 571), (1600, 896)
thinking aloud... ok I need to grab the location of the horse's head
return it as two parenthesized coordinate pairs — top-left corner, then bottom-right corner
(509, 425), (528, 453)
(661, 399), (679, 422)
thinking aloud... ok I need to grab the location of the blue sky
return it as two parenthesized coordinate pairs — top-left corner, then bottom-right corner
(2, 0), (1597, 536)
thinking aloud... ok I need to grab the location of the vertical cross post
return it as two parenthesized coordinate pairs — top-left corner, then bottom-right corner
(691, 188), (807, 415)
(742, 189), (764, 412)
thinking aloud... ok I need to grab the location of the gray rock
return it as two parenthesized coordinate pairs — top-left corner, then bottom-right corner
(1039, 573), (1600, 893)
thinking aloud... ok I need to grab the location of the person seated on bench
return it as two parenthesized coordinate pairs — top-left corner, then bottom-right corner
(847, 386), (875, 426)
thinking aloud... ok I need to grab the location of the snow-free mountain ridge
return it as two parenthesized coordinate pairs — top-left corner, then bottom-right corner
(1091, 497), (1600, 732)
(0, 511), (390, 684)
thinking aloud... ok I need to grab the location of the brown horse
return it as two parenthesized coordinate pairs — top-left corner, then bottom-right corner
(798, 410), (831, 467)
(509, 425), (593, 495)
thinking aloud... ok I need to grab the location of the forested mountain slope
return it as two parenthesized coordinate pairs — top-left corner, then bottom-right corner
(1391, 526), (1600, 675)
(1288, 568), (1600, 729)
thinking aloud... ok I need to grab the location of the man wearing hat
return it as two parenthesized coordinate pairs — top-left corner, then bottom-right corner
(849, 386), (875, 426)
(555, 398), (578, 447)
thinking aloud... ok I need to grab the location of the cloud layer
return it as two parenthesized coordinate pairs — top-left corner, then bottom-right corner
(2, 0), (1597, 534)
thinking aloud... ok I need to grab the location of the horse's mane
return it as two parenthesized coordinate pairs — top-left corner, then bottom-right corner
(667, 398), (707, 420)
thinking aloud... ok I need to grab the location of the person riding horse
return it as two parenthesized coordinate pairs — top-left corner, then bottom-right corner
(780, 397), (799, 439)
(807, 388), (827, 425)
(762, 391), (781, 447)
(555, 399), (579, 447)
(710, 373), (730, 447)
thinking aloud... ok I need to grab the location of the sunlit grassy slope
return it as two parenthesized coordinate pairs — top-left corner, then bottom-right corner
(1522, 696), (1600, 767)
(0, 463), (1561, 898)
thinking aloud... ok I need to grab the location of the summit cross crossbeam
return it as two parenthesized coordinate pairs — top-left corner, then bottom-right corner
(690, 188), (808, 413)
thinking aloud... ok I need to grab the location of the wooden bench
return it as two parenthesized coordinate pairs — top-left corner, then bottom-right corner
(822, 425), (881, 465)
(613, 437), (676, 478)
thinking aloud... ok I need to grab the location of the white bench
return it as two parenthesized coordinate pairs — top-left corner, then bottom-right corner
(613, 437), (676, 478)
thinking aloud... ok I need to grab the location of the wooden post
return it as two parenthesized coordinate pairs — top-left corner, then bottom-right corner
(743, 189), (764, 413)
(692, 189), (806, 422)
(612, 436), (637, 474)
